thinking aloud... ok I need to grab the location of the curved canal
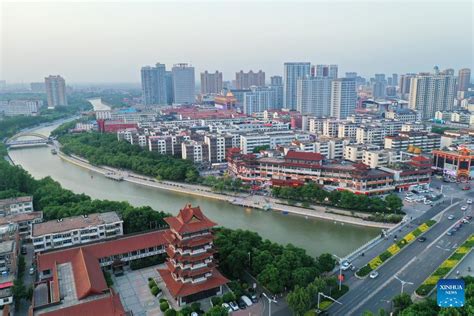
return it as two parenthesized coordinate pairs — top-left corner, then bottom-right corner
(8, 122), (380, 257)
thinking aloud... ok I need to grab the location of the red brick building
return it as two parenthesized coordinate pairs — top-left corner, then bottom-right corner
(158, 205), (228, 306)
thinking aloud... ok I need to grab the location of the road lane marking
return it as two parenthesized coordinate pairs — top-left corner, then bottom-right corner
(344, 257), (417, 315)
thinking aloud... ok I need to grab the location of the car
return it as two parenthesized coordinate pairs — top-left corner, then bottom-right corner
(228, 301), (239, 311)
(463, 185), (471, 190)
(341, 261), (351, 271)
(446, 230), (455, 236)
(250, 294), (258, 303)
(369, 271), (379, 279)
(222, 303), (232, 313)
(237, 299), (247, 310)
(29, 267), (35, 275)
(448, 215), (455, 220)
(418, 237), (426, 242)
(240, 296), (253, 308)
(424, 199), (432, 205)
(21, 246), (27, 255)
(462, 218), (470, 224)
(466, 215), (473, 220)
(452, 227), (458, 232)
(461, 206), (468, 211)
(467, 199), (473, 204)
(404, 197), (414, 202)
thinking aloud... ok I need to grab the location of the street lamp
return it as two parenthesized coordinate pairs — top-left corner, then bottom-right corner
(332, 254), (344, 291)
(317, 292), (342, 311)
(262, 292), (277, 316)
(394, 275), (413, 294)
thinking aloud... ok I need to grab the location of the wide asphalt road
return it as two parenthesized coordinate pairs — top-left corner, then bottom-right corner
(329, 195), (473, 316)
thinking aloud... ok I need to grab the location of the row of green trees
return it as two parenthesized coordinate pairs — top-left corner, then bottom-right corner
(57, 132), (199, 182)
(0, 159), (169, 233)
(201, 175), (246, 192)
(272, 183), (404, 214)
(214, 228), (336, 295)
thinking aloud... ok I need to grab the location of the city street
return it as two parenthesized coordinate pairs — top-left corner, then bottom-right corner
(328, 190), (474, 315)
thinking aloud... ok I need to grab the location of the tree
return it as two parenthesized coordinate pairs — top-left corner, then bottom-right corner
(385, 194), (403, 214)
(287, 286), (312, 316)
(205, 306), (228, 316)
(392, 293), (412, 314)
(258, 265), (285, 293)
(317, 253), (336, 272)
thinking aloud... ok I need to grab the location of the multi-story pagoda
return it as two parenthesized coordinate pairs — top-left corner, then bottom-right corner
(158, 204), (228, 306)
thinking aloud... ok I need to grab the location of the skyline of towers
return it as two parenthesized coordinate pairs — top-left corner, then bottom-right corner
(330, 78), (357, 119)
(172, 63), (195, 105)
(284, 62), (311, 110)
(141, 63), (167, 106)
(234, 70), (265, 89)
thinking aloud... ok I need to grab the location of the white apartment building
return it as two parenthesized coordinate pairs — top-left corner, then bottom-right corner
(330, 78), (357, 119)
(356, 125), (386, 145)
(408, 71), (456, 119)
(313, 137), (350, 159)
(172, 63), (195, 105)
(362, 150), (402, 169)
(181, 141), (208, 163)
(337, 121), (358, 138)
(240, 134), (270, 154)
(0, 100), (42, 116)
(0, 196), (33, 217)
(32, 212), (124, 253)
(344, 144), (380, 162)
(385, 109), (417, 122)
(309, 117), (325, 134)
(401, 122), (425, 132)
(296, 77), (332, 116)
(323, 120), (339, 138)
(243, 87), (277, 115)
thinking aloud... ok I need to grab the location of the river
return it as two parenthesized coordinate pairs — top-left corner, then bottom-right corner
(8, 121), (380, 258)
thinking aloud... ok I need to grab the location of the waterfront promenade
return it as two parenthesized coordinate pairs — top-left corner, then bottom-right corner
(56, 150), (394, 229)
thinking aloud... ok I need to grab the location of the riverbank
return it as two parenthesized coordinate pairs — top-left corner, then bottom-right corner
(56, 150), (393, 229)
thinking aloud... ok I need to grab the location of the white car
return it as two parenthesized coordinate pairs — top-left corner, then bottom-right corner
(222, 303), (233, 313)
(341, 261), (352, 271)
(467, 199), (472, 204)
(448, 215), (455, 220)
(461, 206), (468, 211)
(369, 271), (379, 279)
(424, 199), (432, 205)
(228, 301), (239, 311)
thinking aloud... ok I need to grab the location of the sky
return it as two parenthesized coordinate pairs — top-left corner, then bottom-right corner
(1, 0), (473, 84)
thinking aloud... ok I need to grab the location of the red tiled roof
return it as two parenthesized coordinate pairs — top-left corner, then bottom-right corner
(411, 156), (430, 162)
(37, 230), (167, 272)
(166, 247), (215, 262)
(285, 151), (325, 161)
(72, 248), (108, 300)
(165, 205), (217, 234)
(0, 281), (13, 290)
(40, 291), (126, 316)
(158, 268), (228, 298)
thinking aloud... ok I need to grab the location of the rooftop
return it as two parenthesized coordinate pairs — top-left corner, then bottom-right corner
(0, 211), (43, 226)
(0, 196), (32, 209)
(165, 204), (217, 235)
(32, 212), (121, 237)
(0, 240), (15, 254)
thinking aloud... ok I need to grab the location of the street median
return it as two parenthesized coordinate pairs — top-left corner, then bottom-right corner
(355, 219), (437, 278)
(415, 234), (474, 298)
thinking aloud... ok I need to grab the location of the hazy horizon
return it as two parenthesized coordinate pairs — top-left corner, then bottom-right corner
(1, 0), (473, 84)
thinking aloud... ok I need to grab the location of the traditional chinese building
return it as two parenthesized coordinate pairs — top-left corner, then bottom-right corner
(432, 146), (474, 179)
(158, 205), (228, 306)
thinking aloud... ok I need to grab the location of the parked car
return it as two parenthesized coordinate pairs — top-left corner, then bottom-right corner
(466, 215), (473, 221)
(250, 294), (258, 303)
(467, 199), (472, 204)
(240, 296), (253, 308)
(237, 299), (247, 310)
(424, 199), (432, 205)
(29, 267), (35, 275)
(222, 303), (232, 313)
(418, 237), (426, 242)
(463, 185), (471, 190)
(461, 205), (468, 211)
(448, 215), (455, 220)
(229, 301), (239, 311)
(446, 230), (454, 236)
(369, 271), (379, 279)
(21, 246), (27, 255)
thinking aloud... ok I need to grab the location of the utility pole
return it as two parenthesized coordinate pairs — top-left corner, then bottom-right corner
(317, 292), (342, 311)
(394, 275), (413, 294)
(332, 254), (344, 291)
(262, 292), (277, 316)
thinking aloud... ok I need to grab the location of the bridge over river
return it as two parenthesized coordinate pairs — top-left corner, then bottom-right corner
(5, 132), (52, 148)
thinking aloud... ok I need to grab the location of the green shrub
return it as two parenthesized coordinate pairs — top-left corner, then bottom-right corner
(160, 301), (169, 312)
(151, 286), (161, 296)
(449, 253), (466, 261)
(165, 309), (177, 316)
(426, 220), (436, 227)
(180, 305), (193, 316)
(411, 228), (422, 237)
(356, 265), (373, 277)
(191, 302), (201, 313)
(319, 300), (332, 310)
(331, 284), (349, 299)
(211, 296), (223, 306)
(416, 284), (435, 297)
(379, 251), (392, 262)
(130, 254), (167, 270)
(222, 292), (236, 303)
(433, 267), (450, 276)
(149, 279), (157, 289)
